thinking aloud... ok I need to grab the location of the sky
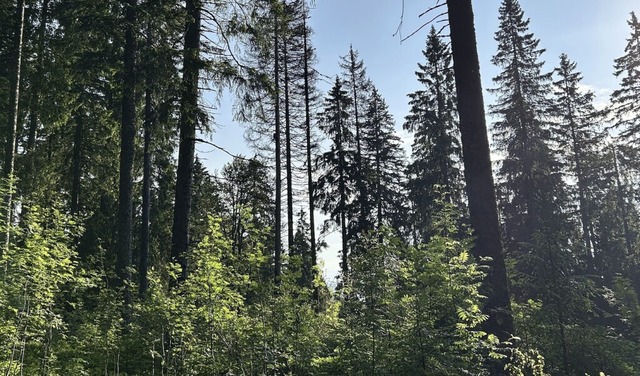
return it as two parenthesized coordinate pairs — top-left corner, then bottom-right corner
(200, 0), (639, 283)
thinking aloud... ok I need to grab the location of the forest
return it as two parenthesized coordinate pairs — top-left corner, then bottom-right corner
(0, 0), (639, 374)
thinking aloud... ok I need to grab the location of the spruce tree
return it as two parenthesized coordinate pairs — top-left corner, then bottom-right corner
(404, 27), (463, 243)
(611, 12), (640, 142)
(549, 53), (604, 272)
(339, 46), (372, 241)
(315, 78), (354, 277)
(490, 0), (567, 262)
(361, 88), (406, 236)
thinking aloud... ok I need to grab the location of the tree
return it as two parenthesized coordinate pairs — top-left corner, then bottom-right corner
(340, 46), (373, 241)
(445, 0), (513, 343)
(170, 0), (202, 284)
(116, 0), (137, 310)
(549, 53), (603, 272)
(404, 27), (463, 243)
(611, 12), (640, 143)
(315, 78), (353, 277)
(361, 88), (406, 236)
(3, 0), (26, 252)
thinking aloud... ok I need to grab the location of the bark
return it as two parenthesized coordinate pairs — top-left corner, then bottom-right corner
(116, 0), (137, 310)
(273, 6), (282, 283)
(446, 0), (513, 345)
(27, 0), (49, 156)
(3, 0), (26, 254)
(170, 0), (201, 285)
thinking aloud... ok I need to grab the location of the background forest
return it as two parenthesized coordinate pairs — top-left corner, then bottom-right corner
(0, 0), (639, 375)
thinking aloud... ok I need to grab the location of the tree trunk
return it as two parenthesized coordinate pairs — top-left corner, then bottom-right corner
(116, 0), (137, 311)
(170, 0), (201, 285)
(139, 23), (153, 299)
(70, 113), (83, 214)
(302, 8), (318, 303)
(3, 0), (26, 255)
(446, 0), (513, 345)
(283, 36), (294, 251)
(273, 5), (282, 283)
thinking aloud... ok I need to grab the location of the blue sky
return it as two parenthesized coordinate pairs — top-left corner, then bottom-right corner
(201, 0), (639, 282)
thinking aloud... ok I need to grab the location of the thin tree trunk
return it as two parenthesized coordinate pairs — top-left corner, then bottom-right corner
(70, 113), (83, 214)
(116, 0), (137, 313)
(612, 146), (633, 257)
(139, 23), (153, 299)
(302, 8), (318, 302)
(171, 0), (201, 285)
(338, 100), (348, 276)
(446, 0), (513, 347)
(27, 0), (49, 166)
(273, 5), (282, 283)
(283, 36), (294, 251)
(349, 48), (368, 235)
(3, 0), (26, 255)
(569, 121), (594, 271)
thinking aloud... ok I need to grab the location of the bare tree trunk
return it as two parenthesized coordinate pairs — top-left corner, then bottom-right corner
(283, 36), (294, 251)
(116, 0), (137, 313)
(171, 0), (202, 285)
(70, 113), (83, 214)
(273, 5), (282, 283)
(302, 7), (318, 303)
(3, 0), (26, 255)
(446, 0), (513, 346)
(139, 23), (153, 299)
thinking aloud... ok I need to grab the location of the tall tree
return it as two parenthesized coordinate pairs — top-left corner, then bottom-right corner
(170, 0), (202, 284)
(404, 27), (463, 243)
(549, 53), (603, 272)
(611, 12), (640, 143)
(316, 78), (353, 277)
(116, 0), (137, 309)
(340, 46), (372, 240)
(445, 0), (513, 346)
(3, 0), (26, 252)
(361, 88), (406, 236)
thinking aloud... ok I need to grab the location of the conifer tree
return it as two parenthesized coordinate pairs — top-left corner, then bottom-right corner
(315, 78), (354, 277)
(404, 27), (463, 243)
(549, 53), (603, 272)
(361, 88), (406, 236)
(339, 46), (372, 240)
(611, 12), (640, 142)
(490, 0), (567, 263)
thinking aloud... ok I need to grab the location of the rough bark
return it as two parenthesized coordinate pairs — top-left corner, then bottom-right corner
(170, 0), (201, 285)
(116, 0), (137, 310)
(446, 0), (514, 344)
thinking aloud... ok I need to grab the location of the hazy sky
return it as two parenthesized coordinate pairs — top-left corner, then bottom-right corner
(201, 0), (639, 282)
